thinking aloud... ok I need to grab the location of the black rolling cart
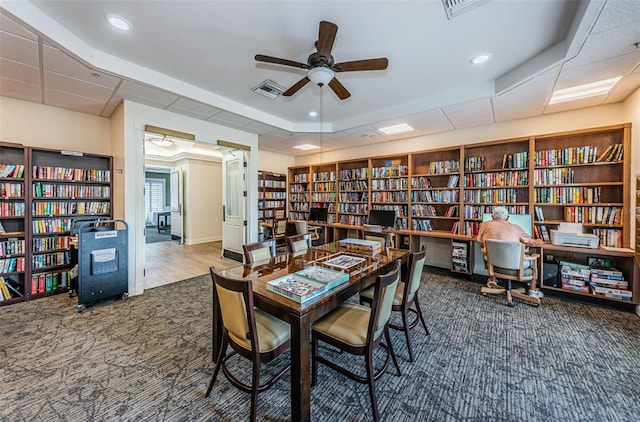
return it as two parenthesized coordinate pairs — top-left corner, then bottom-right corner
(70, 219), (128, 312)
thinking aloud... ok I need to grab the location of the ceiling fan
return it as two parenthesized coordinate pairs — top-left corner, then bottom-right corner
(255, 21), (388, 100)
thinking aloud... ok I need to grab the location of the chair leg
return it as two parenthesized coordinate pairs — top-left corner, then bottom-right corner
(413, 298), (430, 335)
(311, 334), (318, 387)
(365, 350), (380, 422)
(506, 280), (514, 307)
(206, 337), (228, 397)
(385, 328), (402, 376)
(400, 309), (415, 362)
(250, 360), (260, 422)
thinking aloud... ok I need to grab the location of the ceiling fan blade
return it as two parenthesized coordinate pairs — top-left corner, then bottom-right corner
(316, 21), (338, 58)
(255, 54), (308, 69)
(333, 58), (389, 72)
(283, 77), (311, 97)
(328, 77), (351, 100)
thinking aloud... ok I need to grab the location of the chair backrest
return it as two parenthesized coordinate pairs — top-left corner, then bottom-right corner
(243, 239), (276, 263)
(404, 245), (427, 302)
(485, 239), (529, 281)
(362, 230), (391, 249)
(286, 233), (312, 254)
(293, 220), (308, 235)
(210, 267), (258, 353)
(362, 224), (383, 233)
(368, 260), (402, 342)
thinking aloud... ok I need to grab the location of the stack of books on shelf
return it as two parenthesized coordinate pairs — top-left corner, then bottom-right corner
(0, 276), (23, 301)
(451, 241), (469, 273)
(596, 143), (623, 162)
(339, 238), (382, 255)
(559, 260), (591, 293)
(0, 164), (25, 178)
(589, 267), (632, 301)
(266, 266), (349, 303)
(501, 151), (528, 169)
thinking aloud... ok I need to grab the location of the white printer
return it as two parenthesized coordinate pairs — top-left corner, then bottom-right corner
(550, 223), (599, 248)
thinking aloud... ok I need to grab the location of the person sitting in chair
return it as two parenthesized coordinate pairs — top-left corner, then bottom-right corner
(477, 206), (544, 298)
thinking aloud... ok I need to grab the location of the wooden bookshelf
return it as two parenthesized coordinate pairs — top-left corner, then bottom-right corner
(258, 171), (286, 222)
(310, 163), (337, 224)
(288, 123), (638, 305)
(0, 143), (113, 306)
(288, 165), (310, 221)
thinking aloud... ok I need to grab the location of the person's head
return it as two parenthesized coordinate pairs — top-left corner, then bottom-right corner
(491, 206), (509, 221)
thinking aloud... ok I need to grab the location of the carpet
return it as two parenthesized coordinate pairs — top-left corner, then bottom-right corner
(1, 268), (639, 421)
(146, 225), (172, 243)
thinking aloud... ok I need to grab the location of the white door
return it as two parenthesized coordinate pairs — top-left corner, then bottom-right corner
(222, 150), (247, 262)
(170, 169), (184, 244)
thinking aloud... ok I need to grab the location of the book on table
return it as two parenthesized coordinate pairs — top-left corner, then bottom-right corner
(266, 266), (349, 303)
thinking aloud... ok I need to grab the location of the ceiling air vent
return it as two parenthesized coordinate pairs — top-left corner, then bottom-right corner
(252, 79), (286, 99)
(442, 0), (491, 20)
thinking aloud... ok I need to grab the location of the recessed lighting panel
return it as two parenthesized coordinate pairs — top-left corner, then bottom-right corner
(376, 123), (414, 135)
(309, 111), (318, 117)
(470, 54), (491, 65)
(294, 144), (320, 151)
(106, 14), (131, 31)
(549, 77), (622, 105)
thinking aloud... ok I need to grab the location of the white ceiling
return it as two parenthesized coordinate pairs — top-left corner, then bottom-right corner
(1, 1), (640, 157)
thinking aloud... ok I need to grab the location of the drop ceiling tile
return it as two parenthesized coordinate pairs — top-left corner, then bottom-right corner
(240, 121), (278, 135)
(402, 109), (454, 134)
(590, 0), (640, 34)
(0, 76), (41, 102)
(342, 125), (378, 138)
(43, 45), (121, 88)
(565, 21), (640, 69)
(205, 111), (251, 127)
(0, 14), (38, 40)
(44, 89), (107, 115)
(166, 97), (222, 119)
(0, 31), (39, 66)
(544, 96), (604, 114)
(494, 94), (547, 122)
(264, 128), (307, 140)
(442, 98), (494, 130)
(555, 53), (640, 90)
(117, 80), (179, 106)
(44, 71), (115, 101)
(0, 58), (39, 85)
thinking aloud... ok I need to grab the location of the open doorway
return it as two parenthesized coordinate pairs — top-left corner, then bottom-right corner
(144, 167), (173, 244)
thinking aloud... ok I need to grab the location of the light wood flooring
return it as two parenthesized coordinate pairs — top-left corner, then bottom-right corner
(144, 240), (240, 290)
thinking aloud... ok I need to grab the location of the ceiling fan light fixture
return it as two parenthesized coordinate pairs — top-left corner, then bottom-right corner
(150, 135), (174, 147)
(308, 67), (335, 86)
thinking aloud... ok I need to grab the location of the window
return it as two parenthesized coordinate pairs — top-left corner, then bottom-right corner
(145, 178), (166, 225)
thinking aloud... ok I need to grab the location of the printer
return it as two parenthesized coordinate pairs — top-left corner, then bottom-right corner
(550, 223), (599, 248)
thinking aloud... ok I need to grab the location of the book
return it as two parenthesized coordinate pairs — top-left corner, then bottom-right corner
(266, 274), (326, 303)
(0, 221), (5, 234)
(295, 266), (349, 290)
(0, 277), (11, 300)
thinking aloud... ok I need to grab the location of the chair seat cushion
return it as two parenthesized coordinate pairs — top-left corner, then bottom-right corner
(229, 308), (290, 353)
(359, 282), (405, 306)
(493, 266), (533, 278)
(312, 303), (371, 347)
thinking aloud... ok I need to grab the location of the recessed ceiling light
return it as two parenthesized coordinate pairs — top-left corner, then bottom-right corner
(294, 144), (320, 151)
(106, 14), (131, 31)
(309, 111), (318, 117)
(376, 123), (414, 136)
(470, 53), (491, 65)
(549, 76), (622, 104)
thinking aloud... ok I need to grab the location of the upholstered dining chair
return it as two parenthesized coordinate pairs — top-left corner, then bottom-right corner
(481, 239), (541, 307)
(293, 219), (321, 245)
(311, 260), (402, 422)
(242, 239), (276, 264)
(359, 245), (428, 362)
(206, 267), (291, 422)
(285, 233), (312, 255)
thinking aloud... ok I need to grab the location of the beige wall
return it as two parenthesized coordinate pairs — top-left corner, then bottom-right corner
(258, 150), (295, 174)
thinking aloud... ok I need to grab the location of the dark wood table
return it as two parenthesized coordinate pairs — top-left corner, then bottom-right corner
(212, 242), (409, 422)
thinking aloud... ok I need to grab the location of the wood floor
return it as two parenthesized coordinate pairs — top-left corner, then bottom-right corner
(144, 240), (240, 289)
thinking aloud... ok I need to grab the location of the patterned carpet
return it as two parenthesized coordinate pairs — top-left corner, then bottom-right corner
(1, 268), (639, 421)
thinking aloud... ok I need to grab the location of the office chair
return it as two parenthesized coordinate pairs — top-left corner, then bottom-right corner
(481, 239), (541, 307)
(206, 267), (291, 422)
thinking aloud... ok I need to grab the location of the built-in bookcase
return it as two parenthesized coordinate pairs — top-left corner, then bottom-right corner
(337, 159), (369, 226)
(0, 143), (113, 307)
(258, 171), (286, 222)
(289, 166), (310, 221)
(311, 164), (337, 223)
(370, 155), (409, 229)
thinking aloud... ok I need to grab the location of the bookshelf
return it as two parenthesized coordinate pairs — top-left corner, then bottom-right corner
(288, 123), (637, 305)
(310, 164), (337, 223)
(0, 143), (113, 307)
(0, 143), (27, 304)
(370, 155), (409, 229)
(337, 159), (369, 226)
(258, 171), (286, 222)
(288, 165), (310, 221)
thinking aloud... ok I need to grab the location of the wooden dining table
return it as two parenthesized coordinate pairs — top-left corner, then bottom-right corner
(212, 241), (409, 422)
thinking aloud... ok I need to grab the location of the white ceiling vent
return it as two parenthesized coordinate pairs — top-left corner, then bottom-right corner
(252, 80), (286, 99)
(442, 0), (491, 20)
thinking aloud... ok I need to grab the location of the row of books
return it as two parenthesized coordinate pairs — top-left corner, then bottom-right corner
(311, 203), (336, 213)
(533, 186), (601, 204)
(533, 224), (550, 241)
(1, 239), (25, 256)
(411, 204), (437, 217)
(411, 218), (434, 232)
(462, 188), (520, 204)
(258, 179), (286, 188)
(32, 183), (110, 199)
(31, 251), (70, 269)
(0, 202), (25, 217)
(311, 171), (336, 182)
(338, 215), (365, 226)
(289, 202), (310, 212)
(596, 144), (624, 162)
(370, 178), (408, 190)
(427, 160), (460, 175)
(1, 257), (25, 273)
(370, 191), (409, 203)
(372, 205), (406, 218)
(311, 182), (335, 192)
(533, 146), (601, 166)
(0, 276), (23, 301)
(32, 218), (72, 234)
(463, 205), (527, 219)
(258, 201), (286, 210)
(338, 168), (369, 180)
(558, 260), (631, 301)
(450, 221), (481, 236)
(464, 156), (485, 172)
(1, 182), (24, 197)
(32, 201), (110, 216)
(370, 165), (409, 178)
(258, 191), (286, 199)
(564, 206), (622, 225)
(290, 194), (309, 203)
(533, 168), (575, 185)
(289, 184), (308, 193)
(339, 192), (368, 202)
(32, 235), (71, 252)
(591, 228), (623, 248)
(463, 170), (528, 188)
(501, 152), (528, 169)
(339, 180), (368, 191)
(412, 189), (459, 203)
(33, 166), (110, 182)
(338, 203), (368, 214)
(31, 270), (70, 294)
(0, 164), (25, 178)
(311, 193), (336, 202)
